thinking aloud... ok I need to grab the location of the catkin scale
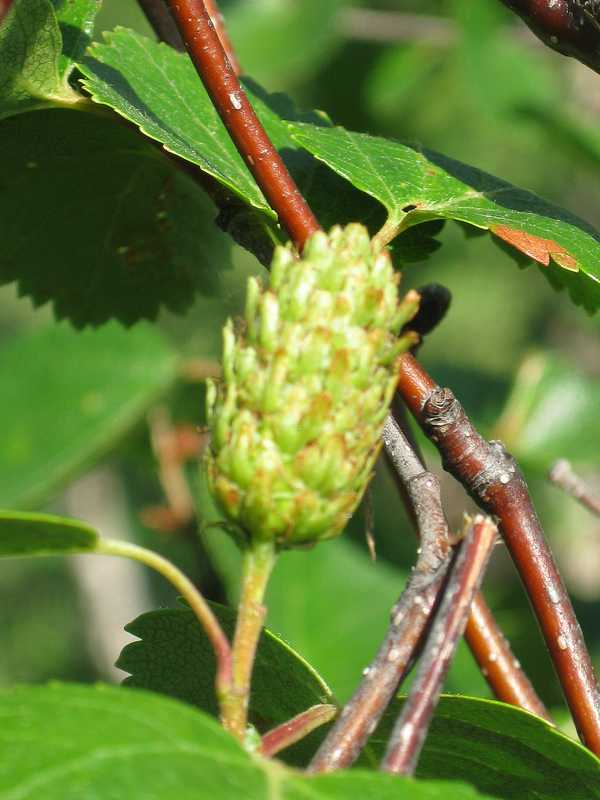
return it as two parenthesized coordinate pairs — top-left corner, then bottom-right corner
(205, 224), (419, 548)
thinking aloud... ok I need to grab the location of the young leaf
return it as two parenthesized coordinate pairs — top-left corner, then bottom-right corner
(0, 322), (178, 508)
(0, 683), (496, 799)
(288, 123), (600, 313)
(0, 510), (98, 556)
(0, 108), (233, 327)
(0, 0), (81, 119)
(364, 695), (600, 800)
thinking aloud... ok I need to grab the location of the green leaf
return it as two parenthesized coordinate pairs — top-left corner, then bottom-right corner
(118, 601), (333, 725)
(0, 107), (233, 327)
(0, 322), (178, 508)
(117, 602), (333, 764)
(364, 695), (600, 800)
(494, 353), (600, 469)
(288, 123), (600, 312)
(78, 28), (272, 215)
(0, 0), (80, 119)
(76, 28), (383, 250)
(51, 0), (101, 78)
(0, 510), (98, 556)
(0, 683), (495, 799)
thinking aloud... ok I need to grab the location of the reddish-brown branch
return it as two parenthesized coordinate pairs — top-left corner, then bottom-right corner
(138, 0), (185, 50)
(138, 0), (240, 71)
(166, 0), (320, 250)
(465, 594), (551, 719)
(381, 516), (498, 775)
(390, 397), (550, 721)
(498, 0), (600, 74)
(397, 353), (600, 756)
(261, 705), (338, 758)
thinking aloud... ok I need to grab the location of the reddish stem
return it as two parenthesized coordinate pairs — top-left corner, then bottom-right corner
(397, 353), (600, 756)
(261, 704), (338, 758)
(381, 516), (498, 775)
(166, 0), (320, 250)
(202, 0), (241, 74)
(466, 594), (551, 720)
(138, 0), (184, 50)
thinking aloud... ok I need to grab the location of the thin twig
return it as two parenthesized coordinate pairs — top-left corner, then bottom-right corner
(96, 538), (233, 706)
(390, 397), (551, 721)
(381, 516), (498, 775)
(261, 705), (338, 758)
(397, 353), (600, 756)
(137, 0), (185, 50)
(498, 0), (600, 75)
(464, 594), (552, 719)
(137, 0), (240, 72)
(146, 406), (199, 528)
(549, 459), (600, 518)
(166, 0), (320, 250)
(338, 9), (457, 45)
(308, 418), (452, 773)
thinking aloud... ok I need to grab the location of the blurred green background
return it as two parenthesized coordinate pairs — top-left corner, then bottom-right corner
(2, 0), (600, 736)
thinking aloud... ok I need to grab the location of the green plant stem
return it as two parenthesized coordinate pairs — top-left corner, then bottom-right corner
(221, 540), (277, 740)
(97, 538), (232, 705)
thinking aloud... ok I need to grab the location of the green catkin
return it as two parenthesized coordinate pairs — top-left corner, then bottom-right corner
(205, 224), (419, 548)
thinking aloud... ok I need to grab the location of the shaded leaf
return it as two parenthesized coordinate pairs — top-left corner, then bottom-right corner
(0, 510), (98, 556)
(0, 0), (80, 119)
(0, 108), (232, 327)
(494, 352), (600, 469)
(363, 695), (600, 800)
(288, 123), (600, 312)
(118, 602), (333, 729)
(0, 683), (495, 798)
(0, 322), (178, 508)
